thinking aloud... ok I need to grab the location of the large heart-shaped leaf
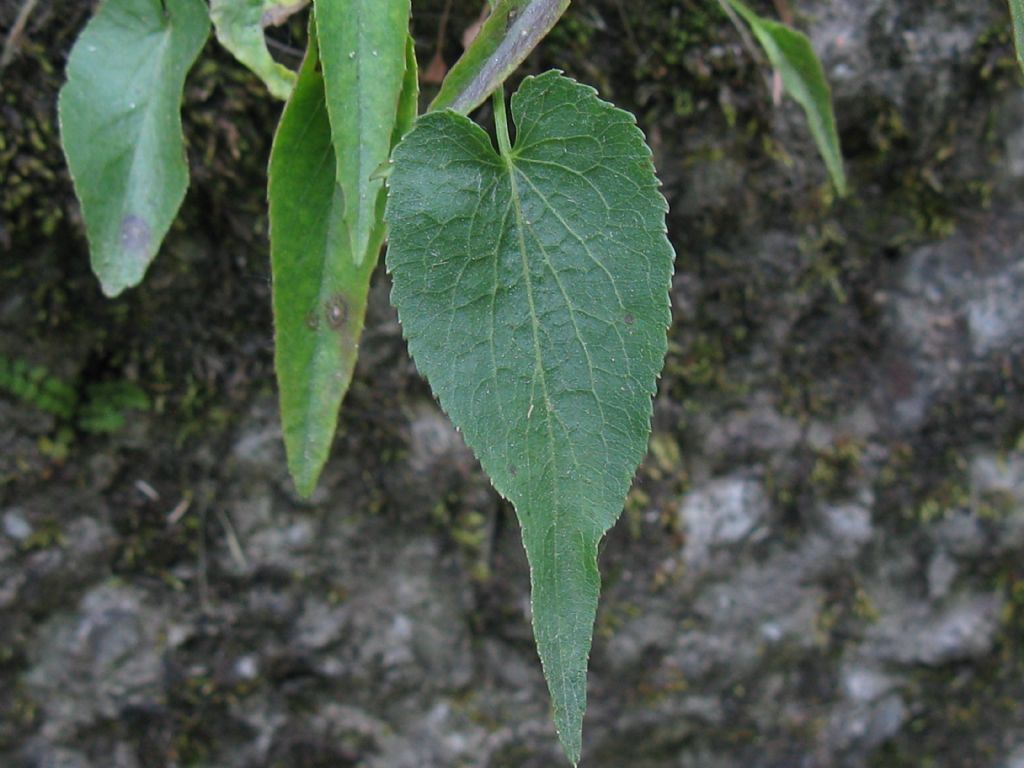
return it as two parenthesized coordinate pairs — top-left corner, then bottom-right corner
(386, 72), (674, 764)
(58, 0), (210, 297)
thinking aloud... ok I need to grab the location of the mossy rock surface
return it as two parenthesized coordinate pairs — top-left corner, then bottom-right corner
(3, 1), (1024, 766)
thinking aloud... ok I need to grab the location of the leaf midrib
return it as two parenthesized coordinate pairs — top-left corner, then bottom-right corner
(503, 150), (586, 730)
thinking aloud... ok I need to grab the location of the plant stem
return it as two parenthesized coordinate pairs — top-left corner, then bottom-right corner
(716, 0), (761, 67)
(1, 0), (40, 70)
(493, 85), (513, 159)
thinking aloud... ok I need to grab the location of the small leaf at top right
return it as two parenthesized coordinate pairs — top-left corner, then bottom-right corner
(720, 0), (847, 197)
(1009, 0), (1024, 74)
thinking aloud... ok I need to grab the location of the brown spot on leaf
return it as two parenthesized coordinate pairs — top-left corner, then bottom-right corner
(624, 313), (636, 326)
(325, 293), (349, 330)
(509, 464), (518, 477)
(119, 215), (151, 257)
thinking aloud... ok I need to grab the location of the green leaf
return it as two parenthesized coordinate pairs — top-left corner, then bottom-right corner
(1010, 0), (1024, 74)
(268, 19), (379, 497)
(314, 0), (411, 265)
(386, 72), (673, 764)
(720, 0), (847, 196)
(395, 34), (420, 143)
(429, 0), (570, 114)
(58, 0), (210, 297)
(210, 0), (304, 100)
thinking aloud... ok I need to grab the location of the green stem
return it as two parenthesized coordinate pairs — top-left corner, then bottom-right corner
(493, 85), (513, 159)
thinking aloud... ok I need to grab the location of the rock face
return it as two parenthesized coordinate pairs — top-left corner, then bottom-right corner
(3, 0), (1024, 766)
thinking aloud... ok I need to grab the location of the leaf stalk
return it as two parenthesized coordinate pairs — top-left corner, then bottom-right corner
(493, 84), (513, 159)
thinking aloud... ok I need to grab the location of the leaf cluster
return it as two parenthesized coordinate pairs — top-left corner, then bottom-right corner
(50, 0), (899, 762)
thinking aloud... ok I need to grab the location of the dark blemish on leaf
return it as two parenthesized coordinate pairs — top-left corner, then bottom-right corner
(119, 215), (151, 257)
(509, 464), (518, 477)
(325, 293), (349, 330)
(624, 313), (636, 325)
(305, 311), (320, 330)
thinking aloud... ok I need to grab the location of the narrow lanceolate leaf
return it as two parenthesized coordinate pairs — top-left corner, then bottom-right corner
(1010, 0), (1024, 74)
(314, 0), (410, 265)
(58, 0), (210, 297)
(386, 72), (674, 764)
(430, 0), (570, 114)
(720, 0), (847, 196)
(268, 22), (378, 497)
(210, 0), (305, 100)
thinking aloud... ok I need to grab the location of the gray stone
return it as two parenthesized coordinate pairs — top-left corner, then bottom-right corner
(701, 400), (802, 460)
(604, 614), (678, 673)
(829, 693), (908, 755)
(816, 502), (873, 556)
(840, 664), (898, 704)
(24, 583), (165, 740)
(966, 263), (1024, 356)
(870, 592), (1003, 666)
(1006, 111), (1024, 179)
(971, 451), (1024, 502)
(397, 400), (479, 515)
(1003, 743), (1024, 768)
(680, 475), (770, 578)
(407, 401), (468, 477)
(931, 511), (987, 557)
(927, 551), (959, 601)
(2, 508), (32, 541)
(22, 745), (93, 768)
(231, 406), (284, 471)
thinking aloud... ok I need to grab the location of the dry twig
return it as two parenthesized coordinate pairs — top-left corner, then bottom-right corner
(1, 0), (41, 71)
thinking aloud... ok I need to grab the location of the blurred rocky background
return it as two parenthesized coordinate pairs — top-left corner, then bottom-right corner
(2, 0), (1024, 765)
